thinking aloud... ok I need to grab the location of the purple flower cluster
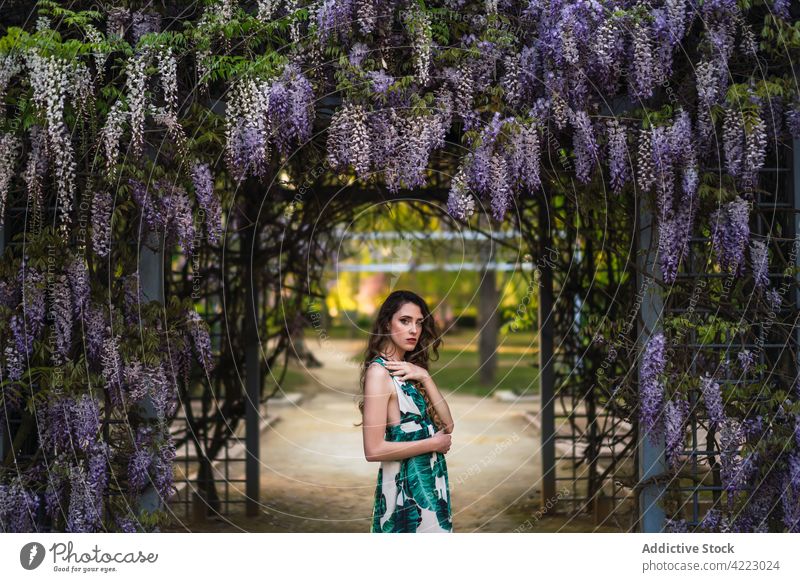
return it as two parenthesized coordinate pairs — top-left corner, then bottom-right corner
(66, 444), (111, 533)
(314, 0), (354, 43)
(737, 349), (755, 374)
(327, 101), (371, 178)
(187, 308), (215, 374)
(508, 121), (541, 193)
(191, 163), (222, 245)
(664, 395), (689, 469)
(571, 110), (598, 184)
(446, 164), (475, 221)
(700, 373), (726, 429)
(723, 105), (744, 179)
(643, 111), (699, 284)
(128, 425), (178, 501)
(129, 179), (196, 257)
(53, 274), (73, 363)
(268, 64), (315, 156)
(710, 196), (751, 277)
(124, 360), (175, 419)
(101, 333), (124, 408)
(0, 476), (40, 532)
(786, 106), (800, 138)
(719, 418), (747, 504)
(38, 393), (102, 454)
(91, 190), (113, 258)
(749, 239), (770, 290)
(15, 260), (46, 358)
(640, 332), (667, 443)
(606, 118), (630, 193)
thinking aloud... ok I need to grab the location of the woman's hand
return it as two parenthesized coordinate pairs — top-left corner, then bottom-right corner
(429, 431), (452, 454)
(382, 359), (431, 383)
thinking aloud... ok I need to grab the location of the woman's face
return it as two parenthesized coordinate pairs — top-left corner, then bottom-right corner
(383, 302), (424, 357)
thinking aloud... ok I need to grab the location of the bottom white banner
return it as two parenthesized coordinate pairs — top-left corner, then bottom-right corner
(1, 533), (798, 581)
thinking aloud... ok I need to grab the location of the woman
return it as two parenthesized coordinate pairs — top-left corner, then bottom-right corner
(356, 290), (455, 532)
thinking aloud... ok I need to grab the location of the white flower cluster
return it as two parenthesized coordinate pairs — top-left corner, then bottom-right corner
(405, 8), (432, 88)
(68, 62), (95, 121)
(326, 101), (370, 177)
(84, 25), (108, 83)
(158, 48), (178, 115)
(446, 163), (475, 221)
(25, 51), (76, 233)
(101, 101), (128, 179)
(225, 75), (271, 180)
(637, 125), (655, 193)
(356, 0), (376, 34)
(0, 132), (21, 226)
(151, 47), (188, 156)
(23, 125), (47, 229)
(257, 0), (280, 21)
(0, 55), (21, 118)
(126, 49), (150, 158)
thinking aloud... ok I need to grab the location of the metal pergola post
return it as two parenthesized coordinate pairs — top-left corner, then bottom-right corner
(243, 188), (261, 517)
(794, 138), (800, 396)
(636, 192), (666, 532)
(539, 194), (556, 507)
(137, 228), (166, 518)
(0, 222), (6, 463)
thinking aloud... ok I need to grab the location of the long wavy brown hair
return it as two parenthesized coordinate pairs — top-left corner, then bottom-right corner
(354, 290), (444, 430)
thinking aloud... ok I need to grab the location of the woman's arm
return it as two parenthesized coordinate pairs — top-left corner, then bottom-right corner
(420, 374), (455, 434)
(362, 363), (437, 462)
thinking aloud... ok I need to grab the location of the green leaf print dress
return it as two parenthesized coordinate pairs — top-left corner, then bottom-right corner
(370, 355), (453, 533)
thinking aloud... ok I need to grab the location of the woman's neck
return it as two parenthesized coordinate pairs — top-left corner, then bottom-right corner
(379, 347), (405, 361)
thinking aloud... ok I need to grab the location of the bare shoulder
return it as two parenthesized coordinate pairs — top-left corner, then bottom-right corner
(364, 361), (393, 396)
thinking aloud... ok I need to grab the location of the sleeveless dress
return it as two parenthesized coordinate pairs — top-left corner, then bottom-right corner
(369, 356), (453, 533)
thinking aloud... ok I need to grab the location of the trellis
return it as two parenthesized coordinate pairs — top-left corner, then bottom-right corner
(1, 0), (798, 534)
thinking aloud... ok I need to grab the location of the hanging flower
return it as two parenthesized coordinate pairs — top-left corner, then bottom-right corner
(723, 105), (744, 179)
(326, 101), (371, 178)
(710, 196), (750, 276)
(750, 239), (769, 290)
(124, 49), (150, 159)
(53, 274), (73, 363)
(738, 349), (755, 374)
(446, 163), (475, 221)
(23, 125), (47, 218)
(191, 163), (222, 245)
(91, 190), (113, 258)
(225, 76), (271, 182)
(0, 476), (41, 532)
(636, 126), (655, 193)
(25, 50), (76, 232)
(404, 7), (433, 87)
(629, 19), (656, 101)
(0, 132), (20, 226)
(489, 153), (512, 221)
(742, 112), (767, 189)
(131, 10), (160, 43)
(314, 0), (354, 42)
(606, 118), (630, 194)
(700, 373), (726, 429)
(355, 0), (376, 34)
(640, 332), (667, 442)
(571, 110), (598, 184)
(785, 105), (800, 138)
(187, 308), (214, 373)
(509, 120), (541, 192)
(101, 334), (124, 408)
(664, 394), (689, 469)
